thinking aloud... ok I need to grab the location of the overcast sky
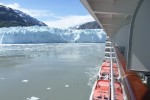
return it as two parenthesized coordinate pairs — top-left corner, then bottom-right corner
(0, 0), (94, 28)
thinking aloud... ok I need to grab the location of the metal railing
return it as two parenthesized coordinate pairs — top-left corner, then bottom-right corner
(110, 42), (115, 100)
(112, 42), (128, 100)
(105, 40), (124, 100)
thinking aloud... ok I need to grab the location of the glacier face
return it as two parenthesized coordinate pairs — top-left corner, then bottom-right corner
(0, 26), (106, 44)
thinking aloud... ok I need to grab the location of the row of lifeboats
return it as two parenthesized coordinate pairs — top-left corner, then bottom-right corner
(90, 42), (124, 100)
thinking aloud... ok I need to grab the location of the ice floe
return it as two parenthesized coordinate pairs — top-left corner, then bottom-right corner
(1, 78), (5, 79)
(47, 87), (51, 90)
(22, 80), (29, 83)
(65, 85), (69, 87)
(26, 96), (39, 100)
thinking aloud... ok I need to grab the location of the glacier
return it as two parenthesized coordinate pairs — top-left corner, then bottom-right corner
(0, 26), (106, 44)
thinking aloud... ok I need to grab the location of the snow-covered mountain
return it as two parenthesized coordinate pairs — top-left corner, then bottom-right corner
(14, 10), (46, 26)
(0, 26), (106, 44)
(71, 21), (101, 29)
(0, 5), (46, 27)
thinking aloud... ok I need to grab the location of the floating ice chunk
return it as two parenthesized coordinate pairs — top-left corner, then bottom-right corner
(22, 80), (29, 83)
(84, 72), (88, 74)
(26, 96), (39, 100)
(1, 78), (5, 79)
(47, 87), (51, 90)
(65, 85), (69, 87)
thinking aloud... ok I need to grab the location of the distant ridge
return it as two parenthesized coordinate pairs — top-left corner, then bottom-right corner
(76, 21), (101, 29)
(0, 5), (46, 27)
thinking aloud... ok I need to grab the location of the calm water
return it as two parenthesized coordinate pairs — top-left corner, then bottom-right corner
(0, 43), (105, 100)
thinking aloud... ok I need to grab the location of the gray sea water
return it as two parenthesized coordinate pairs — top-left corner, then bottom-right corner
(0, 43), (105, 100)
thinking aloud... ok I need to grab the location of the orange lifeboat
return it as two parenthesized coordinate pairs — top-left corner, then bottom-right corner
(100, 62), (119, 78)
(91, 80), (124, 100)
(91, 59), (123, 100)
(102, 60), (110, 67)
(92, 80), (110, 100)
(114, 82), (124, 100)
(102, 60), (117, 68)
(100, 66), (110, 76)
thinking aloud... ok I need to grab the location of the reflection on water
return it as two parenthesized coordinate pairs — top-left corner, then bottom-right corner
(0, 43), (105, 100)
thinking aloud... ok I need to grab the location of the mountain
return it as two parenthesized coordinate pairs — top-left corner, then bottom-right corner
(76, 21), (101, 29)
(14, 10), (46, 26)
(0, 5), (46, 27)
(0, 26), (106, 44)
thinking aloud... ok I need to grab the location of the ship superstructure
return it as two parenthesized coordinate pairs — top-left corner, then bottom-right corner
(81, 0), (150, 100)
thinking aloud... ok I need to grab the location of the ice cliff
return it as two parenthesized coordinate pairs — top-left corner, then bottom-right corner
(0, 26), (106, 44)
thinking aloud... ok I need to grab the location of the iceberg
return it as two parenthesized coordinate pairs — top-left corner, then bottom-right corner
(0, 26), (106, 44)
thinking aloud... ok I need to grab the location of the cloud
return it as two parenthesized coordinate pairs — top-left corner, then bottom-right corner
(0, 3), (54, 18)
(44, 15), (95, 28)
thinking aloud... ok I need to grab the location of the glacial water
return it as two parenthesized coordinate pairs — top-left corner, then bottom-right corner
(0, 43), (105, 100)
